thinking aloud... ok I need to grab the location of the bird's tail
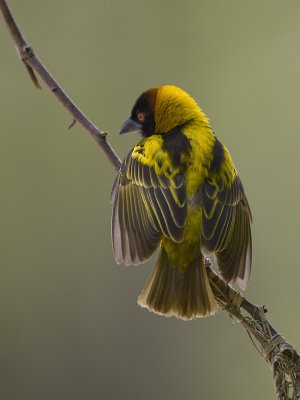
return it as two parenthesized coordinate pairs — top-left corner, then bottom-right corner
(137, 248), (218, 320)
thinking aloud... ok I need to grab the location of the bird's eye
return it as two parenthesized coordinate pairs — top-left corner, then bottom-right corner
(137, 112), (145, 122)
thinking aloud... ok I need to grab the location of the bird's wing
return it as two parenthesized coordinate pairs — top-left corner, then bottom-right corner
(111, 140), (187, 266)
(201, 145), (252, 290)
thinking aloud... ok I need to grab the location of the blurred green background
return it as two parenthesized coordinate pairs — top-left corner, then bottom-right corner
(1, 1), (300, 399)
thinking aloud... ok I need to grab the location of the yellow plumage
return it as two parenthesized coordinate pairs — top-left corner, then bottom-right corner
(112, 85), (252, 320)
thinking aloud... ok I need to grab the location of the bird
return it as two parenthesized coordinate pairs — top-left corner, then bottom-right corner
(111, 85), (252, 320)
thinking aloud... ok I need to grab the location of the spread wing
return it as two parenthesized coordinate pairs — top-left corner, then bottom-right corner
(201, 165), (252, 290)
(111, 145), (187, 266)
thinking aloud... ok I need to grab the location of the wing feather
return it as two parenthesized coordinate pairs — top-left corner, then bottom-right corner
(201, 175), (252, 289)
(112, 144), (187, 266)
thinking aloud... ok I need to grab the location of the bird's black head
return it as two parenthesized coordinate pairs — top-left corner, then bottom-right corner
(120, 85), (206, 137)
(120, 88), (158, 137)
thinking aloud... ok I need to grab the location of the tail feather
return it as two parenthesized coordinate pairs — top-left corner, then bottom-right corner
(137, 249), (218, 320)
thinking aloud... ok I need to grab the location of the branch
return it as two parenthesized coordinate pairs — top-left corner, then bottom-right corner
(1, 1), (300, 399)
(206, 263), (300, 400)
(0, 0), (121, 172)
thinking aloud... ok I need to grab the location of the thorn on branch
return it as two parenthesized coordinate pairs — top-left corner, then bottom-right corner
(19, 45), (41, 89)
(23, 61), (41, 89)
(68, 119), (77, 130)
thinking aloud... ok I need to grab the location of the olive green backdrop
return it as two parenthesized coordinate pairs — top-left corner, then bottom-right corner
(1, 1), (300, 399)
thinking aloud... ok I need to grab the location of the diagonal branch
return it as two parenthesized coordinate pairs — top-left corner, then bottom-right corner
(1, 1), (300, 398)
(0, 0), (121, 172)
(207, 264), (300, 400)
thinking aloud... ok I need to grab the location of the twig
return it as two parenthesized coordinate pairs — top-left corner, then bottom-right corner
(0, 0), (121, 172)
(1, 1), (299, 398)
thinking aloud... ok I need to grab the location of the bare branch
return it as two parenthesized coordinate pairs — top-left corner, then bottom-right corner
(1, 1), (300, 398)
(0, 0), (121, 172)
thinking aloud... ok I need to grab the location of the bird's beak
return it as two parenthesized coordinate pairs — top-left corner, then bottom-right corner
(119, 117), (142, 134)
